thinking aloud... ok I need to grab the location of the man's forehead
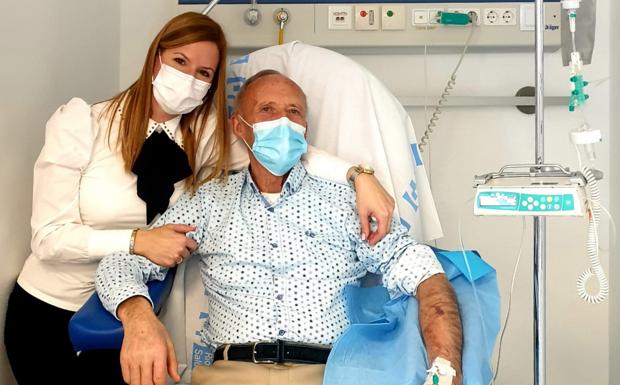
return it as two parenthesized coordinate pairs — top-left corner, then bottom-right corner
(250, 76), (300, 92)
(246, 76), (305, 101)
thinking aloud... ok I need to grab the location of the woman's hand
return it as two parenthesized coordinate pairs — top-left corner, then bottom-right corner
(133, 224), (198, 267)
(352, 172), (395, 246)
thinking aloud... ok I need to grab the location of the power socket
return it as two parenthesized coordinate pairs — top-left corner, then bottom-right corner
(499, 8), (517, 25)
(447, 8), (481, 25)
(483, 8), (517, 26)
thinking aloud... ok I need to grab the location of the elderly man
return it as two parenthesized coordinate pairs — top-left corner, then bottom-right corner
(96, 70), (462, 385)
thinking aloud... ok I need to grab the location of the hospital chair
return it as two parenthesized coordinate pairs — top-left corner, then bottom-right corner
(69, 41), (499, 385)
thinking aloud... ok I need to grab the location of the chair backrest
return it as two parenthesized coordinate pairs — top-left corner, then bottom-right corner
(159, 42), (443, 384)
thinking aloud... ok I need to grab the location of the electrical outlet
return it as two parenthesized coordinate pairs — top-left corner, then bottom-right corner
(483, 9), (499, 25)
(499, 9), (517, 25)
(447, 8), (481, 25)
(484, 8), (517, 26)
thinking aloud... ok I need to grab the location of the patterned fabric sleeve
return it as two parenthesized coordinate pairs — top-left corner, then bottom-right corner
(96, 189), (207, 318)
(347, 215), (444, 296)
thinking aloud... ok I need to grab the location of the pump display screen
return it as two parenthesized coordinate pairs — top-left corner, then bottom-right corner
(478, 192), (518, 208)
(475, 188), (580, 216)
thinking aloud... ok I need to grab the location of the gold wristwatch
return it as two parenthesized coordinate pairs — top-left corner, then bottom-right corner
(348, 164), (375, 187)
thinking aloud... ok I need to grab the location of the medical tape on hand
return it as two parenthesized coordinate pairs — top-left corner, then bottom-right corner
(424, 357), (456, 385)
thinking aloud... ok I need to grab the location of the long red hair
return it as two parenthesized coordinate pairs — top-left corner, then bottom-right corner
(104, 12), (229, 188)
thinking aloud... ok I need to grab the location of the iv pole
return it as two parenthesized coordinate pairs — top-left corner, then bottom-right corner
(533, 0), (546, 384)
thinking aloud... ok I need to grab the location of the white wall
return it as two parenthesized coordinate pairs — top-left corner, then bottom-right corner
(609, 0), (619, 382)
(0, 1), (120, 384)
(120, 0), (178, 90)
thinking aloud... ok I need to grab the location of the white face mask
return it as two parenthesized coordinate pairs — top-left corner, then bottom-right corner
(152, 54), (212, 115)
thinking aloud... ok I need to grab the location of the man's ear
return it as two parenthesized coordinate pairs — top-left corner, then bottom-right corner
(230, 113), (243, 137)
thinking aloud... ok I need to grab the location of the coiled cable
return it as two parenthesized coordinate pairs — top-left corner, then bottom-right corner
(419, 15), (477, 152)
(576, 165), (608, 303)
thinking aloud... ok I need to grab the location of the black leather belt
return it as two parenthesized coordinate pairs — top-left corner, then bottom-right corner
(214, 340), (331, 364)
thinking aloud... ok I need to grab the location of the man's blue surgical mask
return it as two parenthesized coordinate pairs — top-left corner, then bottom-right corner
(238, 115), (308, 176)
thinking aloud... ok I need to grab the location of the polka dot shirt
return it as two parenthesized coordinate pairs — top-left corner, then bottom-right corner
(96, 163), (443, 348)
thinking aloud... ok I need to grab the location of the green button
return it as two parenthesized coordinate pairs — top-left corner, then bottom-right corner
(387, 10), (394, 17)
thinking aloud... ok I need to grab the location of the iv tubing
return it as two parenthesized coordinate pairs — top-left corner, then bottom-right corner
(490, 218), (526, 384)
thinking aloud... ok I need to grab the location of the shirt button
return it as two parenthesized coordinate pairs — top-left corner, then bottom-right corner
(276, 294), (284, 300)
(268, 207), (275, 213)
(271, 243), (278, 248)
(305, 230), (315, 237)
(278, 330), (286, 336)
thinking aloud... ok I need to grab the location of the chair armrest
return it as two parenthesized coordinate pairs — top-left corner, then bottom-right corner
(68, 267), (177, 352)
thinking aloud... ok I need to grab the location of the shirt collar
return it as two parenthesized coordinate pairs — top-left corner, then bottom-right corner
(147, 115), (183, 142)
(244, 162), (307, 203)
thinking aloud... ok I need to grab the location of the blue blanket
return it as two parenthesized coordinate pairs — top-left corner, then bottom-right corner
(324, 249), (500, 385)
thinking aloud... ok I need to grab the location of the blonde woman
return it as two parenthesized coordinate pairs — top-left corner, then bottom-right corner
(4, 12), (394, 385)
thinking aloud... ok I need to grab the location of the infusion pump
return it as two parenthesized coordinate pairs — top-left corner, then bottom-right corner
(473, 164), (587, 217)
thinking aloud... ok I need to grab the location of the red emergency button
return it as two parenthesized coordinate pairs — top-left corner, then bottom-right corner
(360, 10), (368, 17)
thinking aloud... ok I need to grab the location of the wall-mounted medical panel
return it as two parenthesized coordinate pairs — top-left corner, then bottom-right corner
(181, 0), (561, 4)
(178, 2), (561, 51)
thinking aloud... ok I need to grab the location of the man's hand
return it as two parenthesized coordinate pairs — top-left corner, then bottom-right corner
(417, 274), (463, 385)
(134, 224), (198, 267)
(349, 170), (395, 246)
(117, 297), (181, 385)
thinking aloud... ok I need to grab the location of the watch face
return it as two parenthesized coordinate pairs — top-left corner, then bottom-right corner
(358, 165), (374, 173)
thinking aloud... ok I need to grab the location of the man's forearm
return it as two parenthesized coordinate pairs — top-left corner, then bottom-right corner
(117, 296), (155, 324)
(417, 273), (463, 384)
(96, 253), (168, 318)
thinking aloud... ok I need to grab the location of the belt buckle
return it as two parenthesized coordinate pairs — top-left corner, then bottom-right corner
(252, 341), (276, 364)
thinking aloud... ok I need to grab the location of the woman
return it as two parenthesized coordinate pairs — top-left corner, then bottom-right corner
(4, 11), (394, 385)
